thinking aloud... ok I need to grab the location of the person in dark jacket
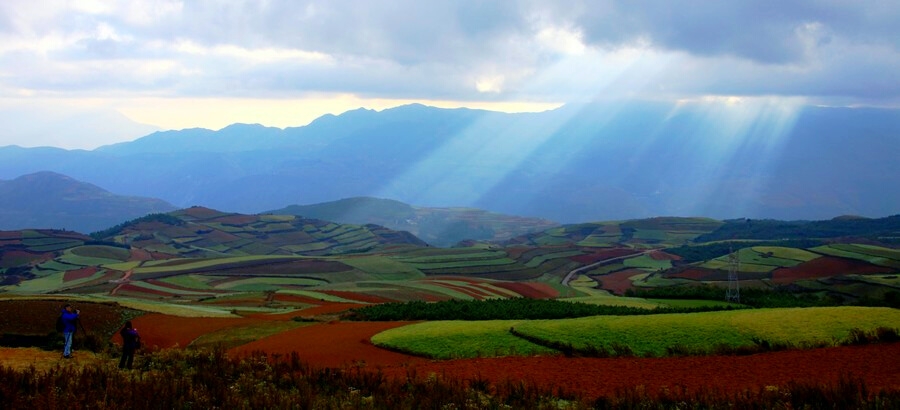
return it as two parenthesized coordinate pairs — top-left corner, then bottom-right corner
(118, 320), (140, 369)
(60, 304), (79, 358)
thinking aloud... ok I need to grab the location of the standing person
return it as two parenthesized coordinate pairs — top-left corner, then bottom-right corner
(60, 304), (79, 358)
(118, 320), (140, 369)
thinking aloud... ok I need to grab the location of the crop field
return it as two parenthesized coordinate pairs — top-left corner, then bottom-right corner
(511, 306), (900, 357)
(812, 244), (900, 269)
(371, 306), (900, 360)
(371, 320), (557, 359)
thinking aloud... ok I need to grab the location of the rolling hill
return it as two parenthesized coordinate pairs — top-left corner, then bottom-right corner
(92, 206), (428, 258)
(0, 171), (177, 233)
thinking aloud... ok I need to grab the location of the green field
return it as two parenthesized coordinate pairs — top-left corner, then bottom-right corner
(812, 244), (900, 269)
(513, 306), (900, 357)
(373, 307), (900, 359)
(371, 320), (557, 359)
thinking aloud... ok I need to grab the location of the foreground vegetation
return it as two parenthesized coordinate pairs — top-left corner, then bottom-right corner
(1, 347), (898, 409)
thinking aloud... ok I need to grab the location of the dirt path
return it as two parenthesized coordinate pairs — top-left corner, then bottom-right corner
(562, 251), (647, 286)
(109, 269), (134, 296)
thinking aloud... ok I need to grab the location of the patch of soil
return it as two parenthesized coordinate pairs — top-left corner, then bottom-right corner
(0, 231), (22, 239)
(596, 268), (644, 295)
(667, 267), (718, 281)
(131, 314), (261, 349)
(493, 281), (559, 299)
(228, 321), (424, 369)
(0, 249), (53, 267)
(648, 250), (681, 261)
(771, 256), (894, 284)
(383, 343), (900, 398)
(294, 303), (366, 318)
(63, 267), (100, 282)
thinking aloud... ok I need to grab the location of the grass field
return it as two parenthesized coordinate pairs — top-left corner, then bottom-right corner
(373, 307), (900, 359)
(371, 320), (557, 359)
(512, 306), (900, 357)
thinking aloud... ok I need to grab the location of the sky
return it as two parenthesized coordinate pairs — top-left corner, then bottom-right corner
(1, 0), (899, 149)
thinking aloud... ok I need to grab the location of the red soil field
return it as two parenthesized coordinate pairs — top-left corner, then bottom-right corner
(596, 268), (644, 295)
(200, 229), (242, 242)
(62, 267), (99, 282)
(229, 321), (425, 369)
(131, 314), (263, 349)
(493, 281), (559, 299)
(223, 316), (900, 399)
(384, 343), (900, 398)
(0, 250), (52, 267)
(771, 256), (894, 284)
(179, 207), (224, 219)
(297, 303), (365, 316)
(0, 231), (22, 239)
(648, 250), (681, 261)
(668, 267), (718, 281)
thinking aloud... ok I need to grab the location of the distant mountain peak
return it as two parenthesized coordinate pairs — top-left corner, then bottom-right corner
(0, 171), (177, 233)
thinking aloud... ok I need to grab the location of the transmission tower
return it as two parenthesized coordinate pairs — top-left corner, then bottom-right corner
(726, 245), (740, 303)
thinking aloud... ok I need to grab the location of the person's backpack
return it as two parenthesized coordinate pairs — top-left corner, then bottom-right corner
(55, 315), (64, 333)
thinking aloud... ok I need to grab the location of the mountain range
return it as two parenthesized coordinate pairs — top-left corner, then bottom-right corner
(1, 102), (898, 223)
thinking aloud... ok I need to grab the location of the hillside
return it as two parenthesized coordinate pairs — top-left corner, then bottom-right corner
(0, 171), (177, 233)
(92, 206), (428, 258)
(270, 197), (559, 247)
(694, 215), (900, 243)
(1, 211), (898, 307)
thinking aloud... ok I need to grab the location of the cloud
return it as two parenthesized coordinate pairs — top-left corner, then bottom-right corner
(0, 0), (897, 109)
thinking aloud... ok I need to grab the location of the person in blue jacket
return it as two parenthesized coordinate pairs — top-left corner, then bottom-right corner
(60, 304), (79, 358)
(118, 320), (140, 369)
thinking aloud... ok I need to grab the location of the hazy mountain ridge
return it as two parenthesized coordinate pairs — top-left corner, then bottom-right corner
(0, 102), (898, 222)
(0, 171), (177, 233)
(269, 197), (560, 247)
